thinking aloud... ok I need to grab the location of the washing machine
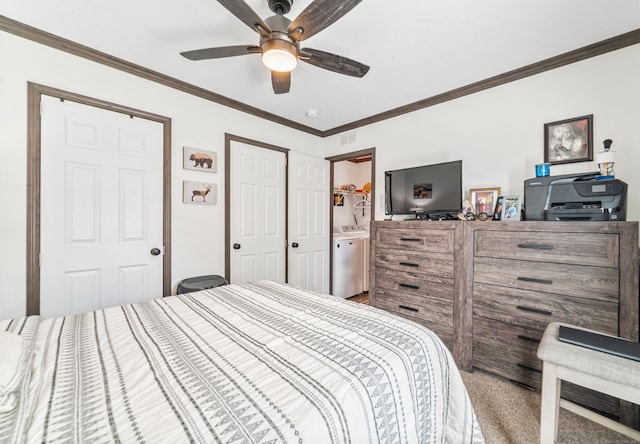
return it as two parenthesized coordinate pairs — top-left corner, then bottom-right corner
(340, 225), (370, 292)
(333, 225), (369, 298)
(333, 234), (364, 298)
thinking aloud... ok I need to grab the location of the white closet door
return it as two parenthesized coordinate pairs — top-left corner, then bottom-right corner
(40, 96), (164, 317)
(229, 141), (286, 284)
(288, 151), (330, 293)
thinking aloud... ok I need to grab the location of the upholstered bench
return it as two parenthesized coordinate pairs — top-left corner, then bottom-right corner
(537, 322), (640, 443)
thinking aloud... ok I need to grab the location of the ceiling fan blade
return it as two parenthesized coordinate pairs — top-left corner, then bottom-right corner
(288, 0), (363, 42)
(300, 48), (369, 77)
(216, 0), (271, 36)
(181, 45), (260, 60)
(271, 71), (291, 94)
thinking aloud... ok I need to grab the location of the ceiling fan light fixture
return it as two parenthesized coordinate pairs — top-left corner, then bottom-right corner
(261, 39), (298, 72)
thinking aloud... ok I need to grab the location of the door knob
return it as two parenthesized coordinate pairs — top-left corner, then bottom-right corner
(291, 242), (299, 248)
(150, 247), (161, 256)
(233, 243), (241, 250)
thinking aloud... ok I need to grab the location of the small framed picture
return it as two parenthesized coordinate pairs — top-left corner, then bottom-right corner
(544, 115), (593, 165)
(468, 187), (501, 216)
(183, 181), (217, 205)
(501, 195), (522, 221)
(492, 196), (504, 221)
(183, 147), (217, 172)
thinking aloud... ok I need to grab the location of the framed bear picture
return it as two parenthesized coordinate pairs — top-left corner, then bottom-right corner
(183, 147), (217, 173)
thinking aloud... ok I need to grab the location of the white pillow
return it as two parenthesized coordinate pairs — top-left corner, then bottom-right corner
(0, 331), (25, 413)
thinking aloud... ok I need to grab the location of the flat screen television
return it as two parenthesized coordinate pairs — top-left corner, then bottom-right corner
(385, 160), (462, 216)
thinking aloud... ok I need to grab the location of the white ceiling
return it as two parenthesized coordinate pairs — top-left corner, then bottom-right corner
(3, 0), (640, 132)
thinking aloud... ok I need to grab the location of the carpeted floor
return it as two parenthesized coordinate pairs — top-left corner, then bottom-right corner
(460, 369), (636, 443)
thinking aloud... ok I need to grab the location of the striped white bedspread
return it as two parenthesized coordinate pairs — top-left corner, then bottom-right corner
(0, 281), (483, 443)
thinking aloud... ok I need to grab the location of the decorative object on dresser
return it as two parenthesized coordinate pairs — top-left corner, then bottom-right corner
(500, 195), (522, 221)
(370, 220), (639, 429)
(492, 196), (504, 221)
(468, 187), (500, 218)
(595, 138), (616, 177)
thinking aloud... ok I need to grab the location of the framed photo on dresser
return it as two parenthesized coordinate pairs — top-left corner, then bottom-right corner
(468, 187), (501, 216)
(492, 196), (504, 221)
(500, 195), (522, 221)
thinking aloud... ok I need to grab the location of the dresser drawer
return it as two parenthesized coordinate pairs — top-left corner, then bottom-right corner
(473, 317), (620, 417)
(375, 251), (454, 278)
(375, 228), (454, 254)
(473, 318), (543, 382)
(374, 287), (454, 321)
(474, 230), (619, 267)
(374, 289), (454, 350)
(473, 282), (619, 333)
(474, 257), (619, 301)
(375, 268), (454, 301)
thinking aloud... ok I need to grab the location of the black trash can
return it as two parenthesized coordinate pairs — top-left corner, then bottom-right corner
(176, 275), (228, 294)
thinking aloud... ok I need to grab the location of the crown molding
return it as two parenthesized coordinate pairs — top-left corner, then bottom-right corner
(2, 15), (638, 138)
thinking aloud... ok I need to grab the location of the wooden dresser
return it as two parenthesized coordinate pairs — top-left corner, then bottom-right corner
(370, 220), (639, 425)
(467, 222), (638, 422)
(369, 221), (471, 368)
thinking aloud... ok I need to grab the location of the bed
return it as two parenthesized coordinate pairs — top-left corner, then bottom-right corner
(0, 281), (484, 443)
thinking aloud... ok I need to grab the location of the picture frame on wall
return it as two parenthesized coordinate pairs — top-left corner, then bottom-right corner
(544, 114), (593, 165)
(183, 146), (217, 172)
(183, 181), (217, 205)
(468, 187), (501, 216)
(501, 195), (522, 221)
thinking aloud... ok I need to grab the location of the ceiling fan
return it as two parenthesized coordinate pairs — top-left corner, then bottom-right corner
(180, 0), (370, 94)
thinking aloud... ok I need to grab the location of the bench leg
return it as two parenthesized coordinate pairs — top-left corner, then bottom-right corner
(540, 362), (560, 444)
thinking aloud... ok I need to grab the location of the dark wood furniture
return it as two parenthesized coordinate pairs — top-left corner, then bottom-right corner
(369, 221), (470, 369)
(370, 220), (639, 425)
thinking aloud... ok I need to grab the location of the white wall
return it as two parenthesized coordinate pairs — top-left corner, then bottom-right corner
(2, 32), (639, 319)
(0, 32), (322, 319)
(324, 44), (640, 223)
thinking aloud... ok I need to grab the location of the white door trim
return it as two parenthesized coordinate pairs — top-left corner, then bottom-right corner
(26, 82), (172, 315)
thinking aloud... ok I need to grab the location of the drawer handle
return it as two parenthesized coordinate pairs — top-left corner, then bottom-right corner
(517, 363), (542, 374)
(399, 283), (420, 290)
(517, 243), (554, 250)
(516, 305), (552, 316)
(517, 276), (553, 285)
(399, 262), (419, 268)
(400, 237), (421, 242)
(398, 305), (419, 313)
(517, 334), (541, 344)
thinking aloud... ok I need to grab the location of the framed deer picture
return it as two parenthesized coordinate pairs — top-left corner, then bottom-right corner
(183, 181), (217, 205)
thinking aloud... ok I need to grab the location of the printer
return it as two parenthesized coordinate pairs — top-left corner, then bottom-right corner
(524, 172), (627, 221)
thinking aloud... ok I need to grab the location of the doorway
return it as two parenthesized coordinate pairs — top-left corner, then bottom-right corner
(26, 83), (172, 316)
(326, 148), (375, 298)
